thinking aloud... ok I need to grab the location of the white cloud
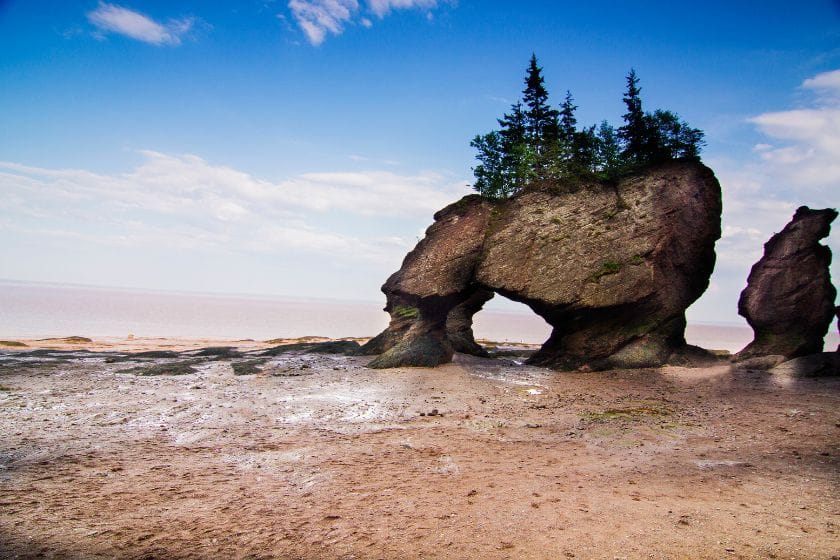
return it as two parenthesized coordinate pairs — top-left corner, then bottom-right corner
(748, 69), (840, 188)
(0, 151), (469, 263)
(802, 68), (840, 101)
(367, 0), (438, 18)
(286, 0), (442, 45)
(689, 68), (839, 323)
(287, 0), (359, 45)
(87, 2), (194, 46)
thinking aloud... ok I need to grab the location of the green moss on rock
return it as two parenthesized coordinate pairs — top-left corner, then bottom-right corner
(591, 260), (622, 282)
(368, 333), (452, 368)
(127, 360), (201, 376)
(393, 305), (420, 319)
(261, 340), (361, 356)
(231, 359), (268, 376)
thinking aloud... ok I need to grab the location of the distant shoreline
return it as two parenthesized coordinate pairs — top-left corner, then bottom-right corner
(0, 278), (385, 306)
(1, 279), (837, 353)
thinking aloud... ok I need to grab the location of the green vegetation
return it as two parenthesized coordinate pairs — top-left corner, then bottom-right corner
(0, 340), (27, 347)
(591, 259), (622, 281)
(232, 359), (267, 376)
(105, 350), (180, 363)
(393, 305), (420, 319)
(127, 360), (201, 376)
(261, 340), (361, 356)
(35, 336), (93, 344)
(583, 401), (672, 422)
(471, 56), (704, 199)
(195, 346), (243, 358)
(63, 336), (93, 343)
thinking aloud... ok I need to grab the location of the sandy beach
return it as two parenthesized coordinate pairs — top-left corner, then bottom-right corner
(1, 337), (838, 560)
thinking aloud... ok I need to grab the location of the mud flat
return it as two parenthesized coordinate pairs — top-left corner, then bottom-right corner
(0, 338), (838, 559)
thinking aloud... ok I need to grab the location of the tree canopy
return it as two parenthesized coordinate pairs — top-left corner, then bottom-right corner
(471, 58), (705, 199)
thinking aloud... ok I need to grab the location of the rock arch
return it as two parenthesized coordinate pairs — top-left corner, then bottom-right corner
(359, 160), (722, 370)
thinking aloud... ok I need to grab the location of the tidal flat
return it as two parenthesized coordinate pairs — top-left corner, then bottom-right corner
(0, 338), (838, 559)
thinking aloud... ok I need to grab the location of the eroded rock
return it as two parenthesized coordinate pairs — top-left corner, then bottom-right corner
(362, 160), (722, 370)
(445, 289), (494, 357)
(769, 353), (840, 377)
(735, 207), (837, 361)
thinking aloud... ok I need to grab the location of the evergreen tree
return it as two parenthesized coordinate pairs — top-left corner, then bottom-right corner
(498, 101), (527, 148)
(469, 60), (705, 199)
(521, 54), (559, 168)
(558, 90), (578, 146)
(496, 101), (533, 193)
(618, 69), (650, 165)
(470, 132), (506, 199)
(649, 109), (705, 159)
(573, 125), (599, 174)
(470, 100), (537, 199)
(595, 121), (622, 176)
(679, 126), (705, 159)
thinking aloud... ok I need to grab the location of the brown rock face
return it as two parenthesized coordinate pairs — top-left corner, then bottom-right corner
(735, 206), (838, 361)
(360, 160), (722, 370)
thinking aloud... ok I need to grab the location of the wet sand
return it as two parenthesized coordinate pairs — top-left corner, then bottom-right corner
(0, 338), (838, 559)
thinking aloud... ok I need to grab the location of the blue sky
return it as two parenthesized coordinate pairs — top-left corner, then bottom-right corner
(0, 0), (838, 324)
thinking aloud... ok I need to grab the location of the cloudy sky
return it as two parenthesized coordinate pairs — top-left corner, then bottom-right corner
(0, 0), (838, 324)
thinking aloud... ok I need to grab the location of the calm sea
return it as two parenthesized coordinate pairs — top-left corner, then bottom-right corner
(1, 281), (836, 354)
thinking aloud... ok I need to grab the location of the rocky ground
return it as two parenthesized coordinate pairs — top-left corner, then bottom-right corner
(0, 338), (838, 559)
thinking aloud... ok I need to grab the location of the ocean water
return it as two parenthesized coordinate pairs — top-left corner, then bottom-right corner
(1, 280), (837, 354)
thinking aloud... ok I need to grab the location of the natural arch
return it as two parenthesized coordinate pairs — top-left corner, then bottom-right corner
(358, 160), (722, 370)
(471, 296), (552, 347)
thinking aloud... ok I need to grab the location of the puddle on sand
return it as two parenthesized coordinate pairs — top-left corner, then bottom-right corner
(470, 366), (551, 389)
(221, 449), (308, 469)
(271, 381), (400, 427)
(695, 459), (745, 468)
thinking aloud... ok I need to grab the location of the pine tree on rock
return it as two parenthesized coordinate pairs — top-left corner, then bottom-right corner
(496, 101), (534, 194)
(618, 69), (649, 165)
(469, 58), (705, 199)
(559, 90), (578, 147)
(470, 131), (507, 199)
(573, 125), (599, 174)
(596, 121), (622, 178)
(522, 54), (559, 170)
(649, 109), (705, 160)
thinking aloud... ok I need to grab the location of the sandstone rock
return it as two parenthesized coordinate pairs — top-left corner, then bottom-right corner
(733, 355), (787, 371)
(363, 160), (722, 370)
(666, 344), (724, 368)
(445, 289), (494, 357)
(735, 207), (837, 361)
(768, 353), (840, 377)
(359, 195), (495, 367)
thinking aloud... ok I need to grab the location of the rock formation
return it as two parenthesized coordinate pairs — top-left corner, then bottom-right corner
(735, 206), (838, 361)
(361, 160), (722, 370)
(768, 353), (840, 377)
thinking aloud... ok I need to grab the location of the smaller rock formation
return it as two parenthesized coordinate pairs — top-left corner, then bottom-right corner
(735, 206), (838, 361)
